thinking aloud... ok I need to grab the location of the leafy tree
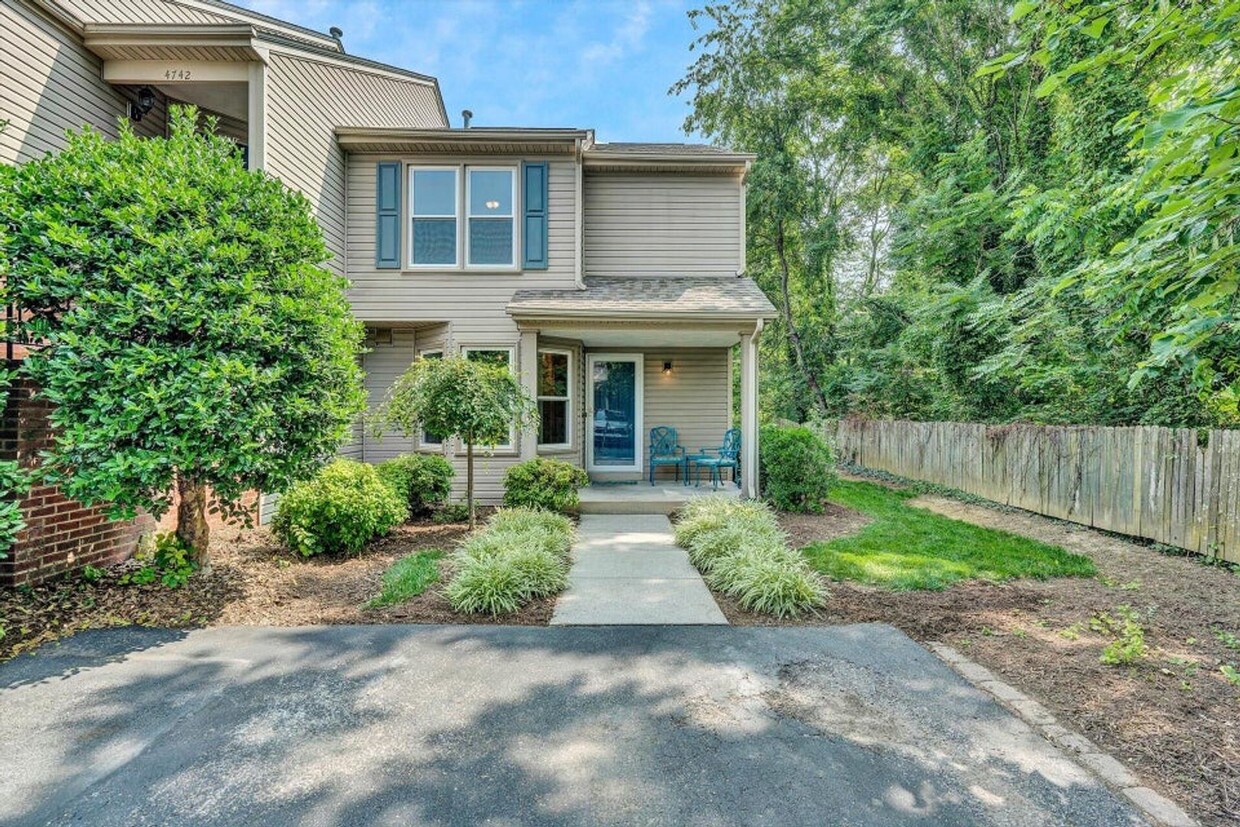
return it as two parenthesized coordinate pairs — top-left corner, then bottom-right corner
(0, 107), (366, 565)
(371, 355), (535, 529)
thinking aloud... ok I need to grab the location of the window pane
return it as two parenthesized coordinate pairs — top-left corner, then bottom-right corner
(468, 218), (514, 265)
(538, 352), (568, 397)
(469, 170), (513, 215)
(539, 400), (568, 445)
(413, 169), (456, 215)
(465, 349), (511, 369)
(412, 218), (456, 265)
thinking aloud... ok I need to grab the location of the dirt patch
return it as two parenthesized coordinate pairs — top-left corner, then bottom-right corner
(720, 494), (1240, 826)
(0, 518), (557, 661)
(777, 502), (871, 549)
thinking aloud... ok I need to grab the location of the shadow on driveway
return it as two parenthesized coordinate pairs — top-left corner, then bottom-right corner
(0, 624), (1146, 826)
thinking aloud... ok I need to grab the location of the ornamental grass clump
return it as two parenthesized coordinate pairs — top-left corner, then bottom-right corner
(445, 507), (574, 616)
(673, 496), (825, 618)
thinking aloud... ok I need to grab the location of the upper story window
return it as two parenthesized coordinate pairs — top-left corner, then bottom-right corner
(408, 166), (516, 269)
(410, 167), (459, 266)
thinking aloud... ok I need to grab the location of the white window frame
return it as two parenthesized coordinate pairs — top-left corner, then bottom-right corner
(461, 346), (517, 452)
(465, 166), (518, 269)
(417, 348), (445, 450)
(536, 348), (573, 450)
(408, 166), (460, 269)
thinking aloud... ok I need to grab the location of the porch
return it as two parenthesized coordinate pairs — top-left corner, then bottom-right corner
(577, 481), (740, 515)
(508, 277), (777, 499)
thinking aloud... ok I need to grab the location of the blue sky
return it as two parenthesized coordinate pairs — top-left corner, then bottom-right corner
(234, 0), (708, 142)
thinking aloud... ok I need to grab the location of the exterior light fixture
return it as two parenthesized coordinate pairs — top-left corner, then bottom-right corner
(663, 360), (673, 375)
(130, 86), (156, 122)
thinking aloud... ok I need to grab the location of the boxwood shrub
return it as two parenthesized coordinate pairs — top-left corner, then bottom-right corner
(376, 453), (454, 515)
(502, 457), (589, 512)
(674, 496), (826, 618)
(445, 507), (575, 615)
(759, 424), (836, 513)
(272, 459), (408, 556)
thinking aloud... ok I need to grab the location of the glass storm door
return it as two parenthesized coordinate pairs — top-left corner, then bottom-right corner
(587, 354), (643, 473)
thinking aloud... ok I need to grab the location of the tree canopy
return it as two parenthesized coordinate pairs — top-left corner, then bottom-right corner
(0, 107), (366, 562)
(677, 0), (1238, 428)
(371, 355), (535, 527)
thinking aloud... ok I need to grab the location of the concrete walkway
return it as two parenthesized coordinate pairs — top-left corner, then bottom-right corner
(551, 514), (727, 625)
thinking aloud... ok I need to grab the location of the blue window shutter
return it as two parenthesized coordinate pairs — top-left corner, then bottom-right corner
(376, 161), (401, 269)
(522, 162), (548, 270)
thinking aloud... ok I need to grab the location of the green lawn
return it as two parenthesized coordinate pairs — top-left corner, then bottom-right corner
(801, 480), (1096, 590)
(368, 550), (446, 607)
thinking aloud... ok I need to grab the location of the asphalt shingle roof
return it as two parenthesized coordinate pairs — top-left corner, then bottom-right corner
(507, 277), (776, 319)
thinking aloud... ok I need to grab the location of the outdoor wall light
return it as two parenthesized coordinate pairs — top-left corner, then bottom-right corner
(663, 360), (673, 376)
(130, 86), (156, 122)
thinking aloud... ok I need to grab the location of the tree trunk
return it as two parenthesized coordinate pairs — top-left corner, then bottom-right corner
(465, 438), (476, 530)
(774, 221), (830, 416)
(176, 476), (210, 568)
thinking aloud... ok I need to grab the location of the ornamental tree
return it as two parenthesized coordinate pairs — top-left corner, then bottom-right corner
(0, 106), (366, 565)
(371, 355), (535, 528)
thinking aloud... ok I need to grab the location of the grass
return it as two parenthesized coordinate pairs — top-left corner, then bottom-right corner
(368, 550), (445, 607)
(802, 480), (1097, 590)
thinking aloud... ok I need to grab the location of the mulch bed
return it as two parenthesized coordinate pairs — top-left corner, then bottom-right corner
(721, 496), (1240, 827)
(0, 517), (556, 662)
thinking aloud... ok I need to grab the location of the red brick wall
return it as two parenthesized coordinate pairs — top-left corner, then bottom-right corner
(0, 371), (154, 586)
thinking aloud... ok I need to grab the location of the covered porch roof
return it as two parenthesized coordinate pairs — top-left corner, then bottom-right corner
(507, 277), (776, 347)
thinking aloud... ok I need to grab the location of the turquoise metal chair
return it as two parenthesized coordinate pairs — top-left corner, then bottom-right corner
(648, 426), (686, 485)
(692, 428), (741, 489)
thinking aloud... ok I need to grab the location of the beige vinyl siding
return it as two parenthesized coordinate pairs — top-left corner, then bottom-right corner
(55, 0), (234, 24)
(1, 2), (168, 164)
(583, 173), (743, 278)
(263, 52), (444, 276)
(361, 328), (419, 462)
(586, 348), (731, 483)
(345, 154), (580, 326)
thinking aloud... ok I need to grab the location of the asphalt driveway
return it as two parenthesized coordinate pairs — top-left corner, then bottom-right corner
(0, 624), (1145, 826)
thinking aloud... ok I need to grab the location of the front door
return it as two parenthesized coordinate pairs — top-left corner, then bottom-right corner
(586, 353), (643, 473)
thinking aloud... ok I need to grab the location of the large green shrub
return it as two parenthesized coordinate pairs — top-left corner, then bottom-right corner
(759, 425), (836, 513)
(0, 107), (365, 565)
(272, 459), (407, 557)
(444, 506), (574, 615)
(376, 454), (454, 515)
(502, 458), (589, 512)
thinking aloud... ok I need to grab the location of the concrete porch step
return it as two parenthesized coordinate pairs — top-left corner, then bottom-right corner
(577, 483), (741, 515)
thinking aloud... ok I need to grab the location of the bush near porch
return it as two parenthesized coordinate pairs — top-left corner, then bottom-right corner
(759, 424), (835, 512)
(272, 459), (407, 557)
(376, 454), (454, 516)
(503, 458), (589, 513)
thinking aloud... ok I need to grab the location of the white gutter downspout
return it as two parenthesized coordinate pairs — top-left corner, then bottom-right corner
(574, 137), (585, 289)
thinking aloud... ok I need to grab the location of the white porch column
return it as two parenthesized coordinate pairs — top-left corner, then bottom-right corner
(246, 61), (267, 171)
(739, 323), (761, 498)
(519, 329), (539, 459)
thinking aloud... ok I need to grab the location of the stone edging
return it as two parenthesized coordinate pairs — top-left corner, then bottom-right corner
(927, 642), (1198, 827)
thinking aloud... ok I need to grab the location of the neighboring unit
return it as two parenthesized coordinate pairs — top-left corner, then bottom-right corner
(0, 0), (772, 581)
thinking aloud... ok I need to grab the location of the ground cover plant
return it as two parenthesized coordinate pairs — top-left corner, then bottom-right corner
(367, 550), (445, 608)
(803, 480), (1096, 590)
(272, 459), (408, 557)
(674, 497), (824, 617)
(444, 508), (574, 615)
(503, 457), (589, 512)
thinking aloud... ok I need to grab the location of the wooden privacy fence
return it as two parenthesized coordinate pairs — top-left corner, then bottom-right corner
(828, 419), (1240, 563)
